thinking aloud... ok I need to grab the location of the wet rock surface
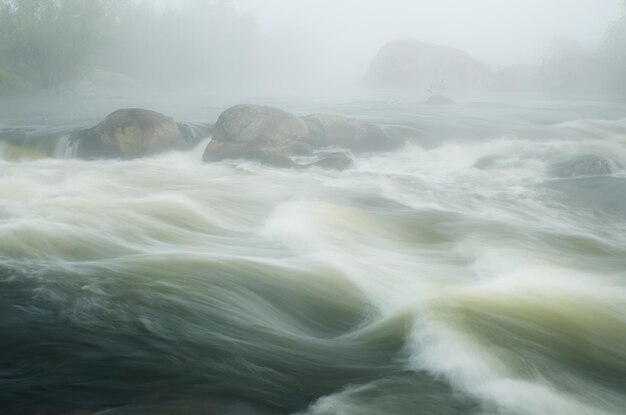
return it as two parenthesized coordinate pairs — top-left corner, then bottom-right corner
(72, 108), (185, 159)
(302, 113), (398, 152)
(203, 104), (310, 167)
(202, 104), (395, 167)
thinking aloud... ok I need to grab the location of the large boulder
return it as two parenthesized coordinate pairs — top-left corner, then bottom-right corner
(202, 105), (399, 168)
(362, 39), (492, 92)
(301, 113), (398, 152)
(72, 109), (185, 159)
(203, 104), (311, 167)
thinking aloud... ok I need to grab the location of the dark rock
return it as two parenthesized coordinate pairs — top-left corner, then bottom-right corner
(203, 104), (310, 167)
(549, 154), (617, 178)
(73, 108), (185, 159)
(301, 113), (398, 152)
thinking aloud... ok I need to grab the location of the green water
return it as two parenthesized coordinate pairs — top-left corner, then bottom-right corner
(1, 97), (626, 415)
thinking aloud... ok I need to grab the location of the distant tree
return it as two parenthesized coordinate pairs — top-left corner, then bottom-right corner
(0, 0), (259, 92)
(600, 0), (626, 92)
(0, 0), (116, 88)
(0, 66), (30, 95)
(96, 0), (259, 88)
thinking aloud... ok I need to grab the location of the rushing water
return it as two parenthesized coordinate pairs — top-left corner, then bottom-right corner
(1, 95), (626, 415)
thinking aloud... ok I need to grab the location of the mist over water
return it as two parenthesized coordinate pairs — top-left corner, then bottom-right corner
(134, 0), (621, 94)
(230, 0), (621, 91)
(1, 1), (626, 415)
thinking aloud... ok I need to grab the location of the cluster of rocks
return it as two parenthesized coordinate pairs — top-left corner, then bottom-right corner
(70, 105), (400, 169)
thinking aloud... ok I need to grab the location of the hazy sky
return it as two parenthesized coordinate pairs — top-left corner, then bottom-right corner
(148, 0), (623, 92)
(229, 0), (621, 67)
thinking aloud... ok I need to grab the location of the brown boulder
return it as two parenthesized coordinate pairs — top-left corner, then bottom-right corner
(302, 113), (397, 152)
(203, 104), (310, 167)
(73, 108), (185, 159)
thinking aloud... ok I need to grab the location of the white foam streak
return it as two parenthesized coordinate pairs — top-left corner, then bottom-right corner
(2, 109), (626, 414)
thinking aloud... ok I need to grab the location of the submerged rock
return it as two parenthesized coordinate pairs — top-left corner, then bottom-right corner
(72, 108), (185, 159)
(549, 154), (617, 178)
(302, 113), (398, 152)
(203, 104), (311, 167)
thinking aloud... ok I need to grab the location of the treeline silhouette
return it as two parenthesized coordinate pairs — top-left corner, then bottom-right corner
(0, 0), (257, 94)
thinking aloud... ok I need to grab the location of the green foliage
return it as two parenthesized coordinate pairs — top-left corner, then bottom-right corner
(0, 66), (31, 95)
(96, 0), (258, 87)
(600, 0), (626, 92)
(0, 0), (118, 88)
(0, 0), (258, 92)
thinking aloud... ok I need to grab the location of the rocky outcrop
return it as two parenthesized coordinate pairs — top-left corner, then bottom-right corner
(72, 108), (185, 159)
(302, 113), (398, 152)
(362, 39), (492, 92)
(203, 104), (310, 167)
(202, 104), (398, 168)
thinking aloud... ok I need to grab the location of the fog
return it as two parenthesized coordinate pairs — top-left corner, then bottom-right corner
(0, 0), (625, 97)
(139, 0), (625, 95)
(3, 3), (626, 415)
(234, 0), (619, 75)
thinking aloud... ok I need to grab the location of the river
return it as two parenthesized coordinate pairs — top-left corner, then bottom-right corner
(1, 94), (625, 415)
